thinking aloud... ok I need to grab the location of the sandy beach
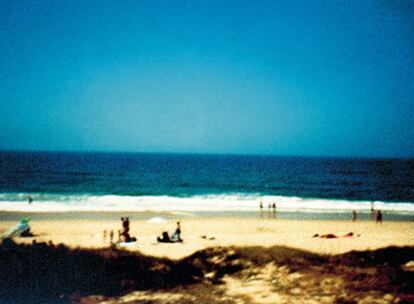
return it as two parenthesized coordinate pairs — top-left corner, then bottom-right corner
(2, 213), (414, 303)
(2, 214), (413, 259)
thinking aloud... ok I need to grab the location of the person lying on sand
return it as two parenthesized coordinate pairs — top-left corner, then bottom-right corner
(157, 222), (183, 243)
(313, 232), (360, 239)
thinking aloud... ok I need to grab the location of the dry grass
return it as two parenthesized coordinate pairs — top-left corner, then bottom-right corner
(1, 240), (413, 303)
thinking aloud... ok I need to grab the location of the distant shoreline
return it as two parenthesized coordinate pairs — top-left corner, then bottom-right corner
(1, 209), (414, 222)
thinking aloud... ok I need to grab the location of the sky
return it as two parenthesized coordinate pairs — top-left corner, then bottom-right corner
(0, 0), (413, 158)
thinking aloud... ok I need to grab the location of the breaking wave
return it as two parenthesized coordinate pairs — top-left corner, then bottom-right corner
(0, 192), (413, 214)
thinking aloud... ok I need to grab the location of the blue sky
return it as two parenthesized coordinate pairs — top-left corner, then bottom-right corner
(1, 0), (413, 157)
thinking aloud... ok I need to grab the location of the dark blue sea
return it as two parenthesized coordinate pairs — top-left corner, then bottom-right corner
(0, 151), (413, 214)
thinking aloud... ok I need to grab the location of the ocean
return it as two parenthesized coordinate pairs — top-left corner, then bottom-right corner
(0, 151), (413, 216)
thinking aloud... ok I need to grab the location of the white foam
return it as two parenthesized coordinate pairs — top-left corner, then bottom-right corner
(0, 193), (413, 214)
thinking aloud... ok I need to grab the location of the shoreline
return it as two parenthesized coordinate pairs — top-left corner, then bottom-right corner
(1, 210), (414, 222)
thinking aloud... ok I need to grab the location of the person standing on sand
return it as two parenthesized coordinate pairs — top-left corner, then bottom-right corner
(259, 200), (263, 217)
(272, 203), (276, 218)
(171, 221), (182, 242)
(175, 221), (181, 237)
(352, 210), (357, 222)
(375, 210), (383, 224)
(120, 217), (131, 242)
(122, 217), (130, 234)
(109, 230), (114, 244)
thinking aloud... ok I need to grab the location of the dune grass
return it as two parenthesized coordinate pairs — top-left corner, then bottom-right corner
(1, 240), (413, 303)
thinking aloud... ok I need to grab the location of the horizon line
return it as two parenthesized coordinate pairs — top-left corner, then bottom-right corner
(0, 149), (413, 161)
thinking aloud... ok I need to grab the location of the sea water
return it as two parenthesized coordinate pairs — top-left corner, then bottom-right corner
(0, 151), (413, 217)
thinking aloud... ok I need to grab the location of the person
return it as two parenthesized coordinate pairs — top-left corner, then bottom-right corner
(157, 231), (171, 243)
(315, 233), (337, 239)
(313, 232), (356, 239)
(28, 195), (33, 204)
(259, 200), (263, 217)
(120, 217), (129, 241)
(171, 221), (182, 242)
(158, 221), (183, 243)
(119, 217), (136, 242)
(103, 230), (107, 243)
(370, 201), (374, 213)
(20, 223), (33, 237)
(375, 210), (383, 224)
(267, 203), (271, 218)
(352, 210), (357, 222)
(272, 203), (276, 218)
(109, 230), (114, 244)
(122, 217), (130, 234)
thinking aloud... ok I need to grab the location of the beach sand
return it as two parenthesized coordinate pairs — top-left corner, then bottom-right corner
(1, 213), (414, 303)
(2, 214), (413, 259)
